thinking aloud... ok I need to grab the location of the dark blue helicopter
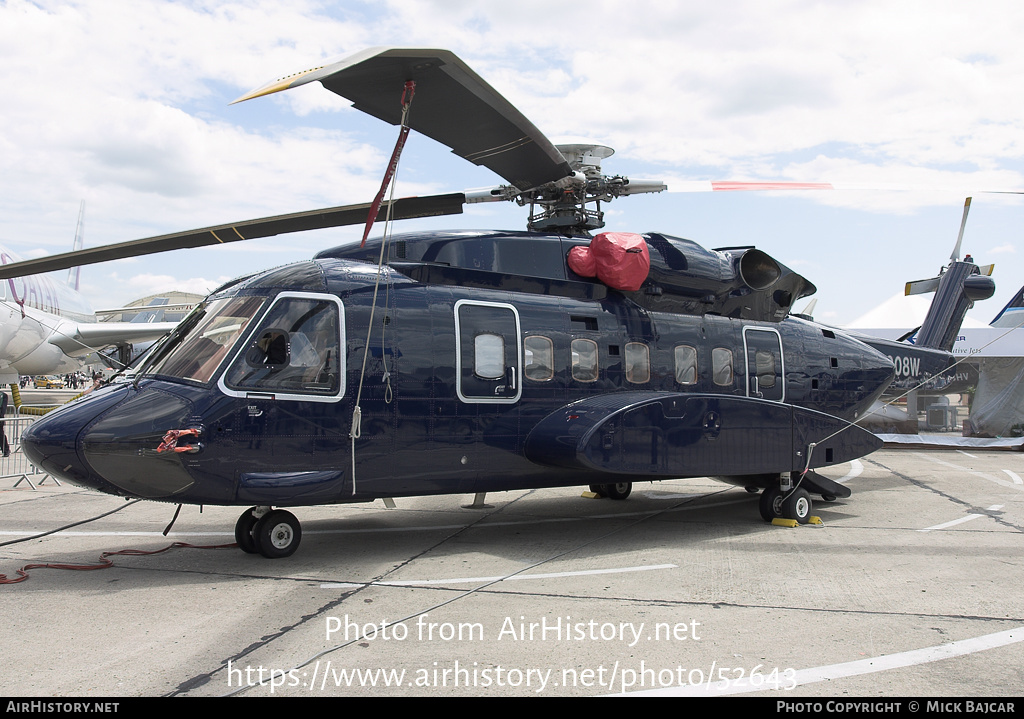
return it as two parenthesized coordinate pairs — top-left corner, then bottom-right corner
(6, 47), (973, 559)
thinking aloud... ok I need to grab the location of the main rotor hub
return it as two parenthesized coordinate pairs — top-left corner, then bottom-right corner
(555, 143), (616, 179)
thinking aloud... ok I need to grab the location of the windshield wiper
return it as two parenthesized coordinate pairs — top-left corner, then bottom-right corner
(132, 300), (209, 388)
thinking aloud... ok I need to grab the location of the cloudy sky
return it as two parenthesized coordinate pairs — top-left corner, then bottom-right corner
(2, 0), (1023, 327)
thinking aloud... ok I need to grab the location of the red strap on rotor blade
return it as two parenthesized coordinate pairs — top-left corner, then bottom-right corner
(361, 80), (416, 247)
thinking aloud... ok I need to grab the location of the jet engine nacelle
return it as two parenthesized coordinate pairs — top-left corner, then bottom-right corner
(733, 248), (782, 291)
(629, 233), (815, 323)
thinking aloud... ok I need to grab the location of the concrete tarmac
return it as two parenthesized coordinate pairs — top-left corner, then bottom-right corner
(1, 448), (1022, 698)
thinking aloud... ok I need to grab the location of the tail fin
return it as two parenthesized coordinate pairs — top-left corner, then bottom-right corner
(990, 285), (1024, 328)
(911, 259), (995, 350)
(904, 198), (995, 351)
(67, 200), (84, 291)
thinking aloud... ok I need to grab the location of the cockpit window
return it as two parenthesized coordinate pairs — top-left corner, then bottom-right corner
(144, 296), (265, 384)
(222, 293), (344, 398)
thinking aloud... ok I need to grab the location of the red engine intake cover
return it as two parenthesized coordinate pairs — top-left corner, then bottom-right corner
(567, 232), (650, 292)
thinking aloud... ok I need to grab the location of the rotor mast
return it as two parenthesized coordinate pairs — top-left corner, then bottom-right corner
(466, 143), (666, 235)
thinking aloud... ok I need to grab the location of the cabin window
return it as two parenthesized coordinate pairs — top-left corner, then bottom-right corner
(474, 333), (505, 379)
(674, 345), (698, 385)
(755, 350), (777, 388)
(524, 335), (554, 381)
(712, 347), (734, 386)
(222, 293), (343, 398)
(625, 342), (650, 384)
(571, 338), (599, 382)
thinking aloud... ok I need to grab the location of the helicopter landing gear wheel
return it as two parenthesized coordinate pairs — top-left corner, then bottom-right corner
(590, 482), (632, 500)
(234, 508), (260, 554)
(253, 509), (302, 558)
(781, 488), (812, 524)
(758, 486), (785, 522)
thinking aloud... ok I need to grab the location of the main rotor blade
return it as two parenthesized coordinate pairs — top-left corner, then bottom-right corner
(235, 47), (573, 193)
(0, 193), (465, 280)
(667, 180), (1024, 193)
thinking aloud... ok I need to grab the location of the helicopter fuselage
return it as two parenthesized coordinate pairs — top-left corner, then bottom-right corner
(22, 230), (894, 509)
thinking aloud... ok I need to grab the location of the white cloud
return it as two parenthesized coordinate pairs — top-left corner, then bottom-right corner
(1, 0), (1024, 322)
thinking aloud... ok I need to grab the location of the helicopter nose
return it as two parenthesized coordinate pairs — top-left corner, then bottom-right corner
(20, 385), (131, 494)
(21, 384), (199, 499)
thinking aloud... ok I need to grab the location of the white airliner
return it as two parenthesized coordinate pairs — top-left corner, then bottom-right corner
(0, 234), (179, 384)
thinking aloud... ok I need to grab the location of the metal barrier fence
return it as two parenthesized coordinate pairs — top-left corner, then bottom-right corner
(1, 415), (58, 489)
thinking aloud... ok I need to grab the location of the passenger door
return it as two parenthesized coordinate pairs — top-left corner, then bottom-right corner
(743, 327), (785, 402)
(454, 300), (522, 404)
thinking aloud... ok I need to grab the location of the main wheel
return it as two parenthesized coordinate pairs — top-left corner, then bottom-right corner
(781, 488), (812, 524)
(594, 482), (632, 500)
(234, 508), (260, 554)
(253, 509), (302, 558)
(758, 486), (785, 522)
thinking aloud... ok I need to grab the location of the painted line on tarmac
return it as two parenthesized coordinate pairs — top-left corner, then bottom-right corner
(919, 505), (1004, 532)
(320, 563), (678, 589)
(0, 497), (755, 539)
(1003, 469), (1023, 485)
(630, 625), (1024, 696)
(913, 453), (1022, 490)
(920, 514), (985, 532)
(836, 459), (863, 483)
(0, 530), (234, 538)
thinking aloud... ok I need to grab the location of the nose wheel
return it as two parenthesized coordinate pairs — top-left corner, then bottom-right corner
(759, 485), (812, 524)
(235, 507), (303, 558)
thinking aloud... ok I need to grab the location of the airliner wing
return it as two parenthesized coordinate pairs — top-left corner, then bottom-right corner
(48, 321), (179, 357)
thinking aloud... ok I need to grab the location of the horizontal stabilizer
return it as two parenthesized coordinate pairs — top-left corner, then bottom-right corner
(906, 264), (993, 296)
(524, 392), (880, 477)
(905, 277), (940, 296)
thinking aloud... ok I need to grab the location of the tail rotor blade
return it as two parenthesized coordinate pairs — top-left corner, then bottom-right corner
(951, 196), (972, 262)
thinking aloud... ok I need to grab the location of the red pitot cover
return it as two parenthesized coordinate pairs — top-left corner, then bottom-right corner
(567, 232), (650, 291)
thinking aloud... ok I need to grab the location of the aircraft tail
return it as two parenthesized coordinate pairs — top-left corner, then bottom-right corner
(910, 259), (995, 351)
(67, 201), (85, 291)
(904, 198), (995, 351)
(989, 284), (1024, 328)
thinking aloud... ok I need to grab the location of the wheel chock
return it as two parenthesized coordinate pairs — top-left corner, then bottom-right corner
(770, 517), (824, 527)
(582, 490), (601, 499)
